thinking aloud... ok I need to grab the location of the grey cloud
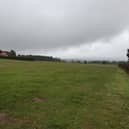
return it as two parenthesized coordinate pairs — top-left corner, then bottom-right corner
(0, 0), (129, 51)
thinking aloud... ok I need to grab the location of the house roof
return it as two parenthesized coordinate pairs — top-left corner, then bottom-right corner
(0, 51), (9, 56)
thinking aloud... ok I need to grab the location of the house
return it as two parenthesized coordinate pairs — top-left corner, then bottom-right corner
(0, 51), (9, 57)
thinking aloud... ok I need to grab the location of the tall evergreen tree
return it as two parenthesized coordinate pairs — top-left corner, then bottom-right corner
(9, 50), (16, 57)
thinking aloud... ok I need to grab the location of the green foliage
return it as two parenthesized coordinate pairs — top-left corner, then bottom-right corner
(127, 49), (129, 62)
(9, 50), (16, 57)
(0, 59), (129, 129)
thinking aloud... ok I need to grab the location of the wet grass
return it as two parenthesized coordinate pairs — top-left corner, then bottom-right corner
(0, 59), (129, 129)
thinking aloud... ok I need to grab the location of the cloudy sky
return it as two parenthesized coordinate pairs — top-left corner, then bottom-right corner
(0, 0), (129, 60)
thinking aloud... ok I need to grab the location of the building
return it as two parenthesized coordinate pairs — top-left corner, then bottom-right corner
(0, 51), (9, 57)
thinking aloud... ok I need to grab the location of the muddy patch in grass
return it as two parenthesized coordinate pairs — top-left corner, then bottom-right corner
(33, 97), (45, 103)
(0, 113), (14, 124)
(0, 113), (38, 128)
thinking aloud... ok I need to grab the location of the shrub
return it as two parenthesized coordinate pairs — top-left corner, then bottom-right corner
(118, 63), (129, 74)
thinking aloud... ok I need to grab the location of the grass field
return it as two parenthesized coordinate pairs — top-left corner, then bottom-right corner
(0, 59), (129, 129)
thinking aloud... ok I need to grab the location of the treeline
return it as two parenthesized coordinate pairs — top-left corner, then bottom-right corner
(17, 55), (61, 62)
(1, 49), (129, 66)
(65, 60), (126, 64)
(0, 55), (34, 61)
(0, 55), (61, 62)
(0, 49), (61, 62)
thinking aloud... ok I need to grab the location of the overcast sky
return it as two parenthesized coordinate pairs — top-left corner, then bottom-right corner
(0, 0), (129, 60)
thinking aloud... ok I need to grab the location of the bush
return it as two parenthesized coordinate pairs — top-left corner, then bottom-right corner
(118, 63), (129, 74)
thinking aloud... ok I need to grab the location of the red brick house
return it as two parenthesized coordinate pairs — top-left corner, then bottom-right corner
(0, 51), (9, 57)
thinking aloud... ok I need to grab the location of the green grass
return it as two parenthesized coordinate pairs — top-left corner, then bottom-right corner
(0, 59), (129, 129)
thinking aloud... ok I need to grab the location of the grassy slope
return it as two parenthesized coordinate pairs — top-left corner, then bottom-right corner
(0, 59), (129, 129)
